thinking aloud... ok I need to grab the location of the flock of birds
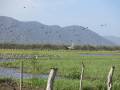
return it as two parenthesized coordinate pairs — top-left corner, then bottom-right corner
(5, 0), (108, 49)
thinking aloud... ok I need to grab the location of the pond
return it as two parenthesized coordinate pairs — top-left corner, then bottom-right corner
(0, 59), (49, 79)
(80, 53), (119, 56)
(0, 67), (49, 79)
(0, 58), (16, 62)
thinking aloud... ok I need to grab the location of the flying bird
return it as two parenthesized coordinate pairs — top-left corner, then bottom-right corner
(67, 43), (75, 50)
(23, 0), (35, 8)
(100, 24), (107, 27)
(82, 27), (88, 30)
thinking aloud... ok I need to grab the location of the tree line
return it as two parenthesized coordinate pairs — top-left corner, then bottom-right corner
(0, 43), (120, 50)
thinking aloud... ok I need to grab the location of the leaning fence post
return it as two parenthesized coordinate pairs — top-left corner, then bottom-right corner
(107, 66), (115, 90)
(46, 68), (57, 90)
(80, 62), (85, 90)
(20, 61), (23, 90)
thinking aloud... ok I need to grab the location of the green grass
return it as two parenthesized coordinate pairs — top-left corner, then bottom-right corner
(0, 49), (120, 90)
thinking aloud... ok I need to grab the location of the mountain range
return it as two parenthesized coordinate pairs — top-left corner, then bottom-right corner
(105, 36), (120, 45)
(0, 16), (115, 46)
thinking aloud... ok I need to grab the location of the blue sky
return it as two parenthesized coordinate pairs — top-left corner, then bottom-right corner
(0, 0), (120, 37)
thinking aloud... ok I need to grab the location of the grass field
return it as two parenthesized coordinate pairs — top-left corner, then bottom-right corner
(0, 49), (120, 90)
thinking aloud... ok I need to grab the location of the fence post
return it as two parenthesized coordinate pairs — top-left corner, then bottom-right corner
(80, 62), (85, 90)
(20, 61), (23, 90)
(107, 66), (115, 90)
(46, 68), (57, 90)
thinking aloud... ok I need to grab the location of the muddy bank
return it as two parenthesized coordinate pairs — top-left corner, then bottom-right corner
(0, 85), (44, 90)
(0, 83), (44, 90)
(0, 79), (44, 90)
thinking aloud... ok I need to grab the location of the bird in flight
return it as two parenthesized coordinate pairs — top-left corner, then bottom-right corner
(100, 24), (107, 27)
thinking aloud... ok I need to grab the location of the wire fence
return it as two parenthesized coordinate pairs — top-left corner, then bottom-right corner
(0, 53), (115, 90)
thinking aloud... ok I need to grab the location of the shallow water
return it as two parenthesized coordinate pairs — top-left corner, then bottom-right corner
(0, 59), (16, 62)
(0, 59), (49, 79)
(80, 53), (116, 56)
(0, 67), (48, 79)
(0, 53), (58, 59)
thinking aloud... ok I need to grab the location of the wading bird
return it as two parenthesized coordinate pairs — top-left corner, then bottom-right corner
(67, 43), (75, 50)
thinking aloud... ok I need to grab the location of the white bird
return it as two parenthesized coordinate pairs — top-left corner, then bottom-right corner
(35, 55), (38, 59)
(67, 43), (74, 50)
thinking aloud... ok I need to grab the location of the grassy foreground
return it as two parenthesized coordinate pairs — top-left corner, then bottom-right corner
(0, 49), (120, 90)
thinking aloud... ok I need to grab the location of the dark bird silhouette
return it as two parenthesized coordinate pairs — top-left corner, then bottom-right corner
(100, 24), (107, 27)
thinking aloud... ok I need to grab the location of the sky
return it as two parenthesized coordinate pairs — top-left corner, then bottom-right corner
(0, 0), (120, 37)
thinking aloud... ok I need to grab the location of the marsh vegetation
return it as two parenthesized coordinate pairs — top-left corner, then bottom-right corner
(0, 49), (120, 90)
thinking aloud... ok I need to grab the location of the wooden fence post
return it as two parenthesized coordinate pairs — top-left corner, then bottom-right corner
(20, 61), (23, 90)
(80, 62), (85, 90)
(46, 68), (57, 90)
(107, 66), (115, 90)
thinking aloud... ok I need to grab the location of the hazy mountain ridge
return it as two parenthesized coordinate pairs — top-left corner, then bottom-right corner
(0, 16), (114, 46)
(105, 36), (120, 45)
